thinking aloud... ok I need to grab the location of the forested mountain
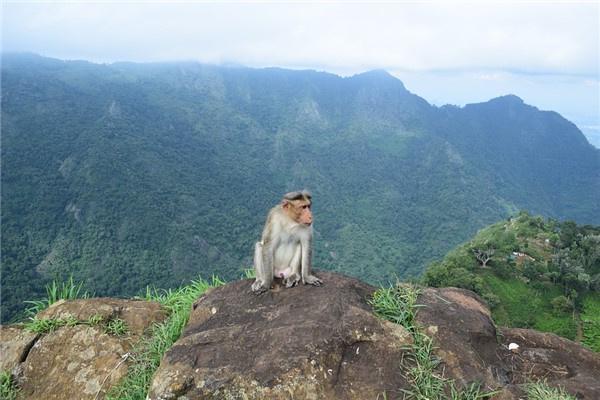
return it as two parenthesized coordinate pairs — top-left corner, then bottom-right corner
(2, 53), (598, 322)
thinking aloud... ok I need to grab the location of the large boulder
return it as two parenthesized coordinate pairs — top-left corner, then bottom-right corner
(149, 275), (600, 400)
(149, 271), (413, 400)
(1, 298), (166, 400)
(18, 325), (132, 400)
(415, 287), (600, 400)
(500, 327), (600, 399)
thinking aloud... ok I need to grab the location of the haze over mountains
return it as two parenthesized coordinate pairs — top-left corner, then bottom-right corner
(2, 53), (599, 322)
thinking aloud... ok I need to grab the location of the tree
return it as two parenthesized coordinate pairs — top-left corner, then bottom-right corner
(472, 244), (495, 267)
(551, 295), (573, 314)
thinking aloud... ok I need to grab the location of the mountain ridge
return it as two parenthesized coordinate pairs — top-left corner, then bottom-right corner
(1, 53), (598, 323)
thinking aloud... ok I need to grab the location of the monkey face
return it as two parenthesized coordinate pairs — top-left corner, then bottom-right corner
(283, 199), (313, 226)
(297, 202), (313, 225)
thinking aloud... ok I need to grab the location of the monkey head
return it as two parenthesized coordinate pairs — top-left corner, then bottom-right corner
(282, 190), (313, 226)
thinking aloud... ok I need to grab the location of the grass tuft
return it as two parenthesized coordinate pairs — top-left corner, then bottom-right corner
(24, 275), (90, 316)
(0, 370), (19, 400)
(24, 313), (105, 334)
(106, 275), (224, 400)
(25, 315), (78, 333)
(525, 380), (576, 400)
(369, 283), (420, 329)
(105, 318), (129, 336)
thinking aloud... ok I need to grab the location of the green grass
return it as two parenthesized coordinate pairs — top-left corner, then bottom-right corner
(400, 332), (447, 400)
(369, 284), (498, 400)
(482, 272), (576, 339)
(24, 275), (90, 316)
(368, 284), (420, 328)
(581, 294), (600, 351)
(0, 370), (19, 400)
(24, 314), (106, 334)
(105, 275), (224, 400)
(105, 318), (129, 336)
(25, 315), (79, 333)
(525, 380), (576, 400)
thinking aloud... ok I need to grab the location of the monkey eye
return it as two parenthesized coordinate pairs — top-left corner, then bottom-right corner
(302, 205), (311, 210)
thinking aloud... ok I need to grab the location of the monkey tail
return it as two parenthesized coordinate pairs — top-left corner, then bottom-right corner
(253, 242), (263, 275)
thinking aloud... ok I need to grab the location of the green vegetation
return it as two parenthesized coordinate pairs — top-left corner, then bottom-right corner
(24, 276), (90, 317)
(524, 380), (576, 400)
(2, 54), (599, 323)
(0, 370), (19, 400)
(25, 315), (79, 333)
(369, 284), (497, 399)
(105, 318), (129, 336)
(423, 212), (600, 349)
(106, 276), (223, 400)
(369, 284), (420, 327)
(24, 314), (118, 334)
(581, 296), (600, 351)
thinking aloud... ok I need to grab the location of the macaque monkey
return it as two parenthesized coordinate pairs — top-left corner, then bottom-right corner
(251, 190), (322, 294)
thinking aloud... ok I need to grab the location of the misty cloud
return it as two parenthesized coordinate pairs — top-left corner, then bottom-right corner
(2, 1), (598, 147)
(3, 2), (598, 75)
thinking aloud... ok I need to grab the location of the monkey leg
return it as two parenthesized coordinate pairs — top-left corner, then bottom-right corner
(283, 244), (302, 288)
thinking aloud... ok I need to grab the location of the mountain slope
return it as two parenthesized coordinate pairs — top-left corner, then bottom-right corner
(423, 212), (600, 350)
(1, 53), (598, 322)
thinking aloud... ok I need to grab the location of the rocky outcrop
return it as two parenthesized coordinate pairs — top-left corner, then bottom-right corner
(500, 327), (600, 399)
(149, 275), (600, 400)
(2, 275), (598, 400)
(1, 298), (166, 400)
(416, 287), (600, 399)
(149, 271), (412, 400)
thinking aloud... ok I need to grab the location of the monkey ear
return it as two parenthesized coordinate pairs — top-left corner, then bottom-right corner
(281, 199), (290, 208)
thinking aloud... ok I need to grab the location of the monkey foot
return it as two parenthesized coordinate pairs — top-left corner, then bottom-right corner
(251, 280), (269, 294)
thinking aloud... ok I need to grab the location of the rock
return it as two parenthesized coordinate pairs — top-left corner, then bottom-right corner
(38, 298), (166, 336)
(18, 325), (131, 400)
(1, 298), (166, 400)
(415, 287), (503, 389)
(149, 271), (413, 400)
(0, 325), (38, 371)
(3, 279), (598, 400)
(415, 287), (600, 399)
(500, 327), (600, 399)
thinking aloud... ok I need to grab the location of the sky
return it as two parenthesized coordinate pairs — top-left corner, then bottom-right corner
(2, 1), (599, 147)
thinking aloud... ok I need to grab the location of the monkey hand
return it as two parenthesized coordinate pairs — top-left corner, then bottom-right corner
(283, 273), (301, 288)
(251, 279), (269, 294)
(303, 274), (322, 286)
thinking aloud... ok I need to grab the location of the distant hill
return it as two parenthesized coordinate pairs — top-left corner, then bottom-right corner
(2, 53), (599, 322)
(423, 211), (600, 351)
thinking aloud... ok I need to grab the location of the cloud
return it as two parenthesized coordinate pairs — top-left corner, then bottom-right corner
(2, 2), (598, 76)
(2, 1), (597, 145)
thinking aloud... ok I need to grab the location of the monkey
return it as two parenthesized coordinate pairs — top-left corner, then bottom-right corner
(251, 190), (322, 294)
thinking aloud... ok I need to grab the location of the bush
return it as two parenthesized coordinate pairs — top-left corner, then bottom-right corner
(551, 295), (572, 314)
(482, 292), (500, 309)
